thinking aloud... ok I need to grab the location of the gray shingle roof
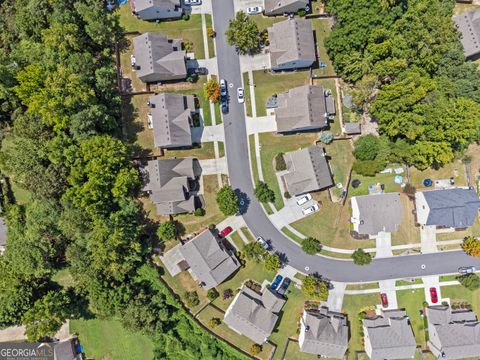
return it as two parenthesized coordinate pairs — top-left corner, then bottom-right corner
(180, 230), (239, 289)
(53, 339), (82, 360)
(421, 188), (480, 228)
(224, 286), (285, 344)
(133, 33), (186, 82)
(352, 193), (403, 235)
(282, 145), (333, 196)
(453, 10), (480, 59)
(426, 305), (480, 359)
(344, 122), (361, 135)
(133, 0), (180, 12)
(142, 158), (196, 215)
(264, 0), (309, 16)
(149, 93), (195, 148)
(363, 309), (416, 360)
(275, 85), (329, 133)
(299, 308), (348, 358)
(268, 19), (316, 69)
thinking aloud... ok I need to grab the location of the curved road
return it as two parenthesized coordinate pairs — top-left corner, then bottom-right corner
(211, 0), (480, 282)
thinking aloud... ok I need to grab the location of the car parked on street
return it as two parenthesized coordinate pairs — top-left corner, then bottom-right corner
(219, 226), (233, 238)
(380, 293), (388, 308)
(296, 194), (312, 206)
(246, 6), (263, 15)
(271, 274), (283, 290)
(302, 203), (319, 215)
(430, 287), (438, 303)
(221, 101), (229, 114)
(220, 79), (227, 98)
(237, 88), (245, 103)
(277, 277), (291, 296)
(185, 0), (202, 5)
(256, 236), (270, 251)
(458, 266), (476, 275)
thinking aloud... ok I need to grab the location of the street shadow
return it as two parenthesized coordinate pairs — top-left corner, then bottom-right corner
(235, 189), (250, 215)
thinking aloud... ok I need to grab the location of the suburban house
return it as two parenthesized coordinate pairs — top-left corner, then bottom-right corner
(224, 285), (286, 344)
(298, 307), (348, 359)
(350, 193), (403, 237)
(53, 338), (83, 360)
(343, 122), (361, 135)
(274, 85), (334, 133)
(0, 217), (6, 255)
(132, 32), (187, 83)
(426, 305), (480, 359)
(415, 188), (480, 229)
(148, 93), (196, 149)
(264, 0), (309, 16)
(453, 9), (480, 59)
(142, 158), (197, 215)
(363, 309), (417, 360)
(282, 145), (333, 196)
(130, 0), (183, 21)
(268, 18), (316, 71)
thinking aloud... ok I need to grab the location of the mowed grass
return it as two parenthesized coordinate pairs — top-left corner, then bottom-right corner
(348, 167), (404, 197)
(341, 293), (380, 359)
(164, 142), (216, 160)
(70, 319), (154, 360)
(391, 195), (421, 246)
(248, 134), (259, 184)
(242, 72), (252, 117)
(291, 191), (376, 249)
(408, 160), (467, 190)
(196, 305), (275, 360)
(117, 6), (206, 59)
(259, 132), (318, 210)
(311, 18), (336, 77)
(436, 216), (480, 241)
(324, 139), (354, 198)
(252, 70), (310, 117)
(205, 14), (215, 58)
(119, 35), (146, 92)
(396, 288), (428, 347)
(441, 284), (480, 314)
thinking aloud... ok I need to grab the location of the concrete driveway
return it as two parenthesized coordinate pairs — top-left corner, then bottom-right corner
(234, 0), (264, 13)
(240, 53), (271, 72)
(327, 282), (346, 312)
(422, 276), (442, 306)
(191, 124), (225, 143)
(246, 115), (277, 134)
(378, 280), (398, 310)
(198, 158), (228, 175)
(269, 194), (318, 228)
(420, 225), (437, 253)
(374, 232), (393, 258)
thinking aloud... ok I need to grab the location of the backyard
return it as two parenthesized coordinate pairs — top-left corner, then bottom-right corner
(347, 166), (405, 197)
(70, 319), (154, 360)
(311, 18), (336, 77)
(164, 142), (216, 160)
(408, 160), (467, 190)
(117, 6), (206, 59)
(324, 139), (354, 198)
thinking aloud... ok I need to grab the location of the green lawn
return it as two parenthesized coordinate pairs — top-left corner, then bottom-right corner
(348, 167), (404, 197)
(205, 14), (215, 58)
(242, 72), (252, 117)
(391, 194), (421, 246)
(396, 288), (428, 347)
(341, 293), (380, 359)
(117, 6), (206, 59)
(283, 340), (318, 360)
(324, 139), (354, 198)
(70, 319), (154, 360)
(439, 274), (458, 282)
(10, 181), (31, 205)
(52, 268), (75, 288)
(259, 132), (319, 210)
(395, 278), (423, 287)
(345, 283), (379, 291)
(311, 18), (336, 77)
(441, 284), (480, 314)
(218, 141), (225, 158)
(249, 14), (283, 30)
(229, 231), (245, 250)
(240, 227), (255, 242)
(196, 305), (275, 360)
(436, 216), (480, 241)
(252, 70), (310, 117)
(408, 160), (467, 190)
(281, 227), (304, 243)
(165, 142), (216, 160)
(249, 134), (259, 184)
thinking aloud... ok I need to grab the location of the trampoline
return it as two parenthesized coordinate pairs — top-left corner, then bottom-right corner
(423, 178), (433, 187)
(351, 179), (361, 188)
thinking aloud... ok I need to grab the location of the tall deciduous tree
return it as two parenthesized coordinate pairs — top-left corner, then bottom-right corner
(216, 185), (239, 216)
(225, 11), (260, 55)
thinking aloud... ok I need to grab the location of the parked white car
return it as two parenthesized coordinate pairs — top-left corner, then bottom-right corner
(246, 6), (263, 15)
(185, 0), (202, 5)
(459, 266), (476, 275)
(296, 194), (312, 206)
(256, 236), (270, 251)
(237, 88), (245, 103)
(302, 203), (319, 216)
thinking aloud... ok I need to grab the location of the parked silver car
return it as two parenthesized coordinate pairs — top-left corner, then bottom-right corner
(458, 266), (476, 275)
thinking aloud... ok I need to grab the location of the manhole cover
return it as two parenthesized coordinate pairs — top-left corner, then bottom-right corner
(421, 264), (426, 270)
(239, 200), (245, 206)
(305, 266), (310, 271)
(228, 83), (234, 88)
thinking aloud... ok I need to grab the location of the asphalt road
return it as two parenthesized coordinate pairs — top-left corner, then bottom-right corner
(212, 0), (480, 282)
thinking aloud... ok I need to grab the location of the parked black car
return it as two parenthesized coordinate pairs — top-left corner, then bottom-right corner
(276, 277), (291, 296)
(221, 101), (229, 114)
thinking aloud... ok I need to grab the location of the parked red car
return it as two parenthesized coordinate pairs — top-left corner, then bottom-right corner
(380, 293), (388, 308)
(219, 226), (233, 238)
(430, 287), (438, 303)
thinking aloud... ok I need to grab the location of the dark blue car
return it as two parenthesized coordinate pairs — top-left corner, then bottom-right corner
(271, 275), (283, 291)
(277, 277), (291, 296)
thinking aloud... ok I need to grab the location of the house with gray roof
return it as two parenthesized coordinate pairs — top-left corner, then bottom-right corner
(268, 18), (316, 71)
(351, 193), (403, 236)
(282, 145), (333, 196)
(142, 158), (197, 215)
(453, 9), (480, 59)
(53, 338), (82, 360)
(264, 0), (309, 16)
(344, 122), (361, 135)
(131, 0), (183, 21)
(224, 285), (286, 344)
(148, 93), (196, 149)
(179, 229), (240, 289)
(426, 305), (480, 359)
(363, 309), (416, 360)
(132, 32), (187, 83)
(415, 188), (480, 229)
(298, 307), (348, 359)
(275, 85), (333, 133)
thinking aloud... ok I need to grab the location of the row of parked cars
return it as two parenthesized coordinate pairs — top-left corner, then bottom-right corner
(296, 194), (319, 216)
(271, 274), (291, 296)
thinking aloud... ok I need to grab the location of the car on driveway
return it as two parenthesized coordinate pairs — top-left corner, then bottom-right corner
(277, 277), (291, 296)
(380, 293), (388, 308)
(237, 88), (245, 103)
(296, 194), (312, 206)
(256, 236), (270, 251)
(459, 266), (476, 275)
(185, 0), (202, 5)
(271, 275), (283, 291)
(430, 287), (438, 303)
(246, 6), (263, 15)
(219, 226), (233, 238)
(302, 203), (319, 215)
(220, 79), (227, 98)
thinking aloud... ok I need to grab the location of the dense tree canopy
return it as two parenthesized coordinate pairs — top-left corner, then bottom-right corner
(326, 0), (480, 168)
(225, 11), (261, 55)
